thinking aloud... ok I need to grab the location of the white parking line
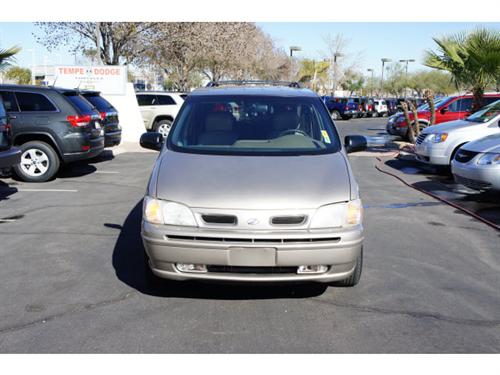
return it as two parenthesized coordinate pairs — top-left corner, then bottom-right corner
(95, 171), (120, 174)
(17, 189), (78, 192)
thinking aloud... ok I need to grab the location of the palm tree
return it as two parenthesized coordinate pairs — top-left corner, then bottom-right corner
(0, 46), (21, 72)
(424, 28), (500, 112)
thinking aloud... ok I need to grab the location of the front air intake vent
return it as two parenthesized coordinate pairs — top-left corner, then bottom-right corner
(271, 215), (307, 225)
(201, 214), (237, 225)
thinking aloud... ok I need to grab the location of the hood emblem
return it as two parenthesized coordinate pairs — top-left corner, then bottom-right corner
(247, 218), (260, 225)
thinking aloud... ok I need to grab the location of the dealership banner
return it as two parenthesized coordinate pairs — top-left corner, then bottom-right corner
(54, 65), (127, 95)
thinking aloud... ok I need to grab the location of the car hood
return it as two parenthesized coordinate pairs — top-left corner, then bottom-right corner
(154, 150), (352, 209)
(421, 119), (480, 134)
(462, 133), (500, 153)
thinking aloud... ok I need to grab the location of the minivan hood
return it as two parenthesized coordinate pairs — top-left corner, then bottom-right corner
(422, 119), (477, 134)
(154, 150), (351, 210)
(462, 133), (500, 153)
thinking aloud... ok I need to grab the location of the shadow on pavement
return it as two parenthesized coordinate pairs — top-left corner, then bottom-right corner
(111, 200), (328, 300)
(382, 155), (500, 227)
(0, 180), (18, 201)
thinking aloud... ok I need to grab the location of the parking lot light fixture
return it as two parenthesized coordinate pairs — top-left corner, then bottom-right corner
(367, 68), (374, 96)
(289, 46), (302, 80)
(380, 58), (392, 97)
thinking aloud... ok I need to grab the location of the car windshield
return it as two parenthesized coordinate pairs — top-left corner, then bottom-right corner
(84, 95), (114, 111)
(168, 95), (341, 156)
(466, 100), (500, 123)
(417, 98), (446, 111)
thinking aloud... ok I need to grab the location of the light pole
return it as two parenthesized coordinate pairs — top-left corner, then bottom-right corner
(367, 68), (374, 96)
(289, 46), (301, 81)
(380, 58), (392, 97)
(399, 59), (415, 98)
(27, 49), (36, 85)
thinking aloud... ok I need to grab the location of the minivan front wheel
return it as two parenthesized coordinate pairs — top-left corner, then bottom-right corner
(331, 247), (363, 287)
(13, 141), (60, 182)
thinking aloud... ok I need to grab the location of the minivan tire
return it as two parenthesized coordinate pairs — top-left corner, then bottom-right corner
(13, 141), (60, 182)
(331, 247), (363, 287)
(331, 110), (340, 120)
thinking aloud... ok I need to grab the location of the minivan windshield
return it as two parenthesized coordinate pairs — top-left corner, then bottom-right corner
(465, 100), (500, 123)
(169, 95), (341, 155)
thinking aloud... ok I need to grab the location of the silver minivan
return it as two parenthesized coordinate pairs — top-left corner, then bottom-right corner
(139, 83), (366, 286)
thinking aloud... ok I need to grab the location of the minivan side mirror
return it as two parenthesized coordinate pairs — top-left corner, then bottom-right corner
(440, 107), (448, 114)
(140, 132), (163, 151)
(345, 135), (367, 153)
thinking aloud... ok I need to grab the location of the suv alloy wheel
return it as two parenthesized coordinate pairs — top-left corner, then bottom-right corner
(13, 141), (60, 182)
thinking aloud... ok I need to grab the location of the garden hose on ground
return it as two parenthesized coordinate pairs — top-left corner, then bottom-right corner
(374, 153), (500, 231)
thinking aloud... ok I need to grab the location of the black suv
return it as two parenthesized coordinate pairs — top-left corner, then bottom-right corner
(0, 85), (104, 182)
(81, 91), (121, 147)
(0, 94), (21, 173)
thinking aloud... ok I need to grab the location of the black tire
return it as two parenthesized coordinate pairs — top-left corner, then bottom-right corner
(373, 111), (379, 118)
(143, 250), (163, 288)
(331, 247), (363, 287)
(331, 110), (341, 120)
(13, 141), (60, 183)
(154, 119), (173, 139)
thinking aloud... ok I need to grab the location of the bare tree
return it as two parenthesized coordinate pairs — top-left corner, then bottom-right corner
(34, 22), (159, 65)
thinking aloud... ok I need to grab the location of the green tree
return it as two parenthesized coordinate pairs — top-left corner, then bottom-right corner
(408, 70), (455, 97)
(341, 69), (365, 95)
(0, 46), (21, 72)
(424, 27), (500, 111)
(5, 66), (31, 84)
(297, 59), (330, 91)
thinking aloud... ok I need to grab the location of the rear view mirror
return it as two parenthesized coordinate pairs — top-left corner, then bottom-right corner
(345, 135), (367, 153)
(440, 107), (448, 114)
(140, 132), (163, 151)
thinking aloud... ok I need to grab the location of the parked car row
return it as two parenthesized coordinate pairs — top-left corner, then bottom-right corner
(0, 85), (121, 182)
(322, 96), (388, 120)
(387, 93), (500, 139)
(413, 99), (500, 193)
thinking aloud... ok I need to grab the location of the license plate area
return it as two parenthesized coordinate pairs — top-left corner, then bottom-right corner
(228, 247), (276, 267)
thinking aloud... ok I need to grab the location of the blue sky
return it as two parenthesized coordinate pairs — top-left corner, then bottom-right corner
(1, 22), (499, 77)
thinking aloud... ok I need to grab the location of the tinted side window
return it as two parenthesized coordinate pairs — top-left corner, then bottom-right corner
(157, 95), (176, 105)
(16, 92), (56, 112)
(137, 95), (156, 106)
(448, 98), (473, 112)
(84, 95), (114, 111)
(484, 97), (500, 105)
(64, 94), (96, 114)
(0, 91), (19, 112)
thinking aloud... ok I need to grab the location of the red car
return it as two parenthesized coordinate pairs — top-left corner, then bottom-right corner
(386, 93), (500, 138)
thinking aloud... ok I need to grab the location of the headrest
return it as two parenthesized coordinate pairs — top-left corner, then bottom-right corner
(272, 111), (299, 131)
(205, 112), (234, 132)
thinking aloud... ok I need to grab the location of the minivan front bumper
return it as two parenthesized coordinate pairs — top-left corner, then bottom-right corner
(141, 222), (363, 283)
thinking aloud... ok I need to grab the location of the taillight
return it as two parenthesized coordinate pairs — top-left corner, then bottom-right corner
(100, 112), (107, 120)
(67, 115), (91, 127)
(345, 105), (349, 110)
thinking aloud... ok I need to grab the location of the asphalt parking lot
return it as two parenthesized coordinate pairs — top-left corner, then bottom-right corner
(0, 117), (499, 353)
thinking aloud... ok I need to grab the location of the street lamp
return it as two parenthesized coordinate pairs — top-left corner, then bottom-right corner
(367, 68), (374, 96)
(399, 59), (415, 98)
(289, 46), (301, 80)
(27, 49), (36, 85)
(380, 58), (392, 97)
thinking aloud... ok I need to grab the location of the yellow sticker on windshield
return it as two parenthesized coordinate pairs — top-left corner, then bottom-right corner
(321, 130), (331, 144)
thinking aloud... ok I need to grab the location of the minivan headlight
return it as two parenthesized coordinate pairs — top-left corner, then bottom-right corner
(143, 196), (197, 226)
(477, 153), (500, 165)
(424, 133), (448, 143)
(310, 199), (363, 229)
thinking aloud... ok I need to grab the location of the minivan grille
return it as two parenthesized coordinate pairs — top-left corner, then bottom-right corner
(271, 215), (307, 225)
(206, 266), (298, 274)
(416, 133), (426, 145)
(454, 149), (478, 163)
(166, 235), (341, 244)
(201, 214), (237, 225)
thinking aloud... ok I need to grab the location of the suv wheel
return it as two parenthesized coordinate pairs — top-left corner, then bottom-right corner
(331, 247), (363, 287)
(13, 141), (60, 182)
(154, 120), (172, 139)
(331, 110), (340, 120)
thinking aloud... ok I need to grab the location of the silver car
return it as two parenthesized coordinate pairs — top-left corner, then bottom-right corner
(139, 83), (366, 286)
(451, 132), (500, 192)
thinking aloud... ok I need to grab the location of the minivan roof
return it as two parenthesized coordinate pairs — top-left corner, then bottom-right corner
(190, 86), (318, 98)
